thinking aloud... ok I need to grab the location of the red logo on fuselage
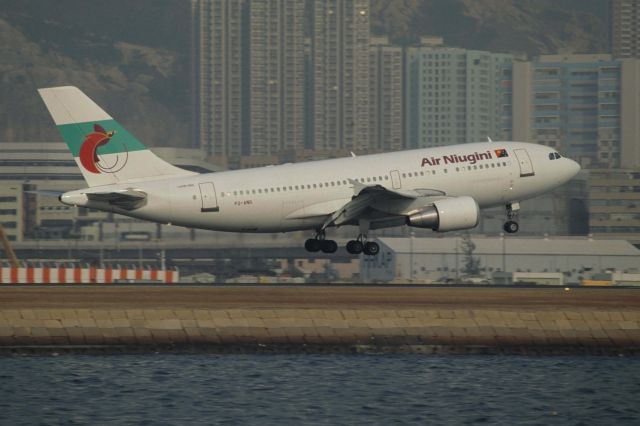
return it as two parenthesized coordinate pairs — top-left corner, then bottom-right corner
(79, 124), (117, 174)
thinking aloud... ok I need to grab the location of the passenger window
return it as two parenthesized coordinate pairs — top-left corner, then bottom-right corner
(277, 188), (281, 192)
(233, 191), (237, 196)
(313, 184), (317, 188)
(502, 162), (507, 166)
(288, 186), (293, 190)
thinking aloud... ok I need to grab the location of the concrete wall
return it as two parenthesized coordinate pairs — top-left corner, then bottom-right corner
(1, 307), (638, 351)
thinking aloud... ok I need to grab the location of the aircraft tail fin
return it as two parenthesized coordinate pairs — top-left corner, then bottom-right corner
(38, 86), (195, 187)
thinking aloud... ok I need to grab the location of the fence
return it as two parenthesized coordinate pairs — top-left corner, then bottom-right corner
(0, 264), (179, 284)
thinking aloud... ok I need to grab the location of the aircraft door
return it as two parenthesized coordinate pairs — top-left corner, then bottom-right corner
(198, 182), (219, 212)
(513, 149), (535, 177)
(390, 170), (402, 189)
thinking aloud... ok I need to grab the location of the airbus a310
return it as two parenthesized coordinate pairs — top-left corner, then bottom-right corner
(38, 86), (580, 256)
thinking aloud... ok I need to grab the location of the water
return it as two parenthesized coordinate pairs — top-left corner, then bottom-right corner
(1, 354), (639, 426)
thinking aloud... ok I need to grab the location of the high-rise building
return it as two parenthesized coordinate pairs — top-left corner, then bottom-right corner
(511, 54), (640, 169)
(588, 168), (640, 241)
(369, 37), (403, 151)
(612, 0), (640, 58)
(249, 0), (305, 156)
(405, 39), (512, 148)
(195, 0), (247, 160)
(312, 0), (371, 151)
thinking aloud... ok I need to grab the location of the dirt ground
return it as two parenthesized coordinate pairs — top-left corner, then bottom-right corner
(1, 286), (639, 310)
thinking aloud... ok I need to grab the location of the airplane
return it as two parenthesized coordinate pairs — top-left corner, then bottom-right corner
(38, 86), (581, 256)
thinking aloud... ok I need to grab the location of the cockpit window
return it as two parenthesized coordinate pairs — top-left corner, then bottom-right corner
(554, 152), (562, 159)
(549, 152), (562, 160)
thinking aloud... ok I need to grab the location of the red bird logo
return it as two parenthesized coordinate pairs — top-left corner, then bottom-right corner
(79, 124), (116, 173)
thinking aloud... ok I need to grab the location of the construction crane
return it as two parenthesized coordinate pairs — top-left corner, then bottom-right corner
(0, 224), (19, 268)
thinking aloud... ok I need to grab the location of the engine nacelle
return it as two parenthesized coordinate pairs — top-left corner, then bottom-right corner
(406, 196), (479, 232)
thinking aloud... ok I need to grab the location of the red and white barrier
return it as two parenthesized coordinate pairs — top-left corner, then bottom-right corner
(0, 264), (178, 284)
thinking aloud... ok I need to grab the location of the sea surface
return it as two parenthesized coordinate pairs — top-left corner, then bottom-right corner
(0, 354), (639, 425)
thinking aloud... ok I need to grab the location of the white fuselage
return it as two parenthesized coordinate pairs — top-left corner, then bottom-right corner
(62, 142), (580, 233)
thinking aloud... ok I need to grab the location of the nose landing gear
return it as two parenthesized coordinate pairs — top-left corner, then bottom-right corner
(503, 202), (520, 234)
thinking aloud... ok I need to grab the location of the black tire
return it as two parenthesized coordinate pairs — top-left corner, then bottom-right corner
(346, 240), (363, 254)
(363, 241), (380, 256)
(321, 239), (338, 253)
(305, 238), (321, 252)
(503, 221), (519, 234)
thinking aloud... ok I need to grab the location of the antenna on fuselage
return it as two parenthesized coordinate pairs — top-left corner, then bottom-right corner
(487, 136), (493, 142)
(350, 152), (357, 157)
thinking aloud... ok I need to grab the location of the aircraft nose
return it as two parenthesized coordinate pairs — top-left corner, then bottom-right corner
(568, 158), (581, 177)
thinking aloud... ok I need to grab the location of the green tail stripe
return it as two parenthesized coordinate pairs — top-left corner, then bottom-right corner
(58, 119), (147, 157)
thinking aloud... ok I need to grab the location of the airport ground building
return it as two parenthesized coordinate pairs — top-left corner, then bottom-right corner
(361, 236), (640, 284)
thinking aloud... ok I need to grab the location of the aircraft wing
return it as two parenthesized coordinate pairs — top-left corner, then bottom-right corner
(321, 180), (446, 230)
(86, 189), (147, 210)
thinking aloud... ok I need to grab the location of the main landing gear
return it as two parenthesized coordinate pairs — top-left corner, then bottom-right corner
(346, 235), (379, 256)
(503, 202), (520, 234)
(304, 231), (338, 253)
(304, 231), (380, 256)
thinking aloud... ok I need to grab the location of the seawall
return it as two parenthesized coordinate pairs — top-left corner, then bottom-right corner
(1, 286), (639, 354)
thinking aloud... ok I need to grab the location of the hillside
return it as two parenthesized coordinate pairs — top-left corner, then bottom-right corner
(371, 0), (609, 54)
(0, 0), (192, 146)
(0, 0), (608, 146)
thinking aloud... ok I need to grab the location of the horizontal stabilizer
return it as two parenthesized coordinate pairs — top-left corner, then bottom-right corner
(24, 190), (65, 197)
(87, 189), (147, 210)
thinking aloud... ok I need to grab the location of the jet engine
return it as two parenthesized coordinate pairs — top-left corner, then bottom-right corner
(406, 196), (479, 232)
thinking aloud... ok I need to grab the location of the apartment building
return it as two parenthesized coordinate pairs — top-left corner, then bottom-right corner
(405, 39), (512, 148)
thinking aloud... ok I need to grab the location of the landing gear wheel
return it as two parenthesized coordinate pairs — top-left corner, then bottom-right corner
(305, 238), (321, 252)
(503, 220), (519, 234)
(363, 241), (380, 256)
(320, 239), (338, 253)
(346, 240), (364, 255)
